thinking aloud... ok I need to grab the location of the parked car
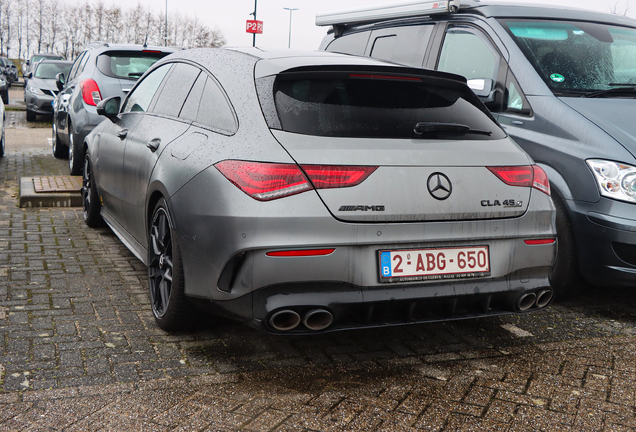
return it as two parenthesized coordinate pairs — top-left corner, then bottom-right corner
(0, 57), (18, 85)
(317, 0), (636, 297)
(22, 53), (64, 81)
(82, 47), (556, 333)
(51, 42), (179, 174)
(24, 60), (72, 121)
(0, 98), (5, 157)
(0, 76), (8, 105)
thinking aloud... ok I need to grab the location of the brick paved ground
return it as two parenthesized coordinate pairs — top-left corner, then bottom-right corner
(2, 105), (636, 430)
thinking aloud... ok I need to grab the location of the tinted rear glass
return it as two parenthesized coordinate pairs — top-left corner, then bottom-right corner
(261, 71), (505, 140)
(96, 51), (168, 80)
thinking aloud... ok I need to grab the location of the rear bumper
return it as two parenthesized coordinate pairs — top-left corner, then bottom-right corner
(170, 168), (556, 332)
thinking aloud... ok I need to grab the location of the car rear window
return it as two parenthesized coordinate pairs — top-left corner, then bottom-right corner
(34, 62), (71, 79)
(96, 51), (168, 80)
(258, 69), (506, 140)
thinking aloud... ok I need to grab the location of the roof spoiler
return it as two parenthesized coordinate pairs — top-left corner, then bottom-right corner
(316, 0), (460, 27)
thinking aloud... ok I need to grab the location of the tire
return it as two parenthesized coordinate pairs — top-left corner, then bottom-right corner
(82, 153), (103, 227)
(148, 198), (197, 331)
(68, 128), (83, 175)
(549, 193), (581, 299)
(0, 127), (4, 158)
(26, 110), (35, 122)
(52, 122), (67, 159)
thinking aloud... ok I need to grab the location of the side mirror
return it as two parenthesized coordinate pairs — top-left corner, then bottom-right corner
(467, 78), (505, 113)
(24, 71), (32, 79)
(55, 72), (65, 91)
(467, 78), (494, 98)
(96, 96), (121, 122)
(25, 60), (30, 66)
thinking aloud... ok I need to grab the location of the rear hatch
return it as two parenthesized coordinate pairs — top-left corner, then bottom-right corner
(257, 65), (534, 223)
(95, 49), (172, 97)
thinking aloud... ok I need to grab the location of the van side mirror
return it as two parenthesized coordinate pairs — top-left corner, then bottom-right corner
(467, 78), (506, 112)
(24, 71), (32, 79)
(96, 96), (121, 122)
(55, 72), (65, 91)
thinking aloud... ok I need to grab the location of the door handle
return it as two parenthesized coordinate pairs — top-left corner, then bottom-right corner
(117, 129), (128, 139)
(146, 138), (161, 152)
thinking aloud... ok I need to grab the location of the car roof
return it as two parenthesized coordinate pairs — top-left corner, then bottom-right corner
(165, 47), (466, 82)
(458, 0), (636, 26)
(35, 60), (73, 66)
(86, 42), (182, 54)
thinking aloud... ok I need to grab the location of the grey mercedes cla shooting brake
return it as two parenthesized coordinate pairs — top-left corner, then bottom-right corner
(82, 48), (556, 333)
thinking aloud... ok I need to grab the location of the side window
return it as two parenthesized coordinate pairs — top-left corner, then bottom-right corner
(152, 63), (201, 117)
(76, 51), (92, 77)
(369, 25), (434, 67)
(326, 31), (371, 56)
(504, 72), (532, 116)
(370, 35), (397, 62)
(437, 27), (500, 81)
(196, 77), (237, 133)
(67, 51), (86, 81)
(122, 63), (172, 114)
(179, 74), (206, 122)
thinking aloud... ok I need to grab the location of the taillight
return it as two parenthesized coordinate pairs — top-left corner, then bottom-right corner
(215, 160), (377, 201)
(532, 165), (551, 196)
(80, 79), (102, 106)
(524, 239), (556, 245)
(487, 165), (550, 196)
(302, 165), (377, 189)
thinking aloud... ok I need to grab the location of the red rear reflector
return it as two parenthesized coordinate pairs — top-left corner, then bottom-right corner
(349, 74), (421, 81)
(302, 165), (378, 189)
(215, 160), (377, 201)
(142, 50), (163, 53)
(487, 165), (551, 196)
(267, 249), (335, 257)
(80, 79), (102, 106)
(524, 239), (556, 245)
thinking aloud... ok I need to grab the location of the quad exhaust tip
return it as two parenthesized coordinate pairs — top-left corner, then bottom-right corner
(303, 309), (334, 331)
(516, 292), (537, 311)
(269, 309), (334, 332)
(269, 310), (301, 331)
(535, 289), (553, 308)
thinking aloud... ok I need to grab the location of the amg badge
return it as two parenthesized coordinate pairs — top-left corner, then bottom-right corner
(339, 205), (385, 211)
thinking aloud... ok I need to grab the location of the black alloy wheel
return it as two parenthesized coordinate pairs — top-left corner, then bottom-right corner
(148, 199), (196, 330)
(68, 128), (83, 175)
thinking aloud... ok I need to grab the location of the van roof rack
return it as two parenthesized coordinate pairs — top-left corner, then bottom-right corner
(316, 0), (461, 27)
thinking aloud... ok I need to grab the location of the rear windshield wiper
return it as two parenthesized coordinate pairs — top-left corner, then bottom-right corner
(413, 122), (492, 138)
(581, 85), (636, 98)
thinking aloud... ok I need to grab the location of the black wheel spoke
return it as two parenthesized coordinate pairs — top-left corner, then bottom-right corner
(149, 207), (174, 320)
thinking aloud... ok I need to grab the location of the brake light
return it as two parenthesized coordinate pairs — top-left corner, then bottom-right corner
(80, 79), (102, 106)
(142, 50), (163, 53)
(487, 165), (550, 196)
(302, 165), (377, 189)
(266, 249), (335, 257)
(349, 74), (421, 81)
(215, 160), (377, 201)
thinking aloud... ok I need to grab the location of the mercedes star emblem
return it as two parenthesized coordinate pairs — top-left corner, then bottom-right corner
(427, 173), (452, 200)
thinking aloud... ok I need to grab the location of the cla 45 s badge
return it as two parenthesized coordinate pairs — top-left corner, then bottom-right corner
(481, 199), (523, 208)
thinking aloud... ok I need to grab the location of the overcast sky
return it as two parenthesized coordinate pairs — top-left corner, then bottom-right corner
(108, 0), (634, 49)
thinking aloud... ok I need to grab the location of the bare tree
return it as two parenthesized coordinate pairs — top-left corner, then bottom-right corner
(610, 1), (633, 15)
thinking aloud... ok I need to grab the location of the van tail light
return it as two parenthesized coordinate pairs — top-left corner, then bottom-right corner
(215, 160), (377, 201)
(80, 79), (102, 106)
(487, 165), (551, 196)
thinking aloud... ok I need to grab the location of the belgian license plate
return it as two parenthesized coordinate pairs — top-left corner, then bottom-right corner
(379, 246), (490, 282)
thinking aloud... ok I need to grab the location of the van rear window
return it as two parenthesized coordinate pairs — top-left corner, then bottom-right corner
(259, 71), (505, 140)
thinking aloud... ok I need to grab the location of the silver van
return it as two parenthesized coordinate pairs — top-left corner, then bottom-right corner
(318, 0), (636, 297)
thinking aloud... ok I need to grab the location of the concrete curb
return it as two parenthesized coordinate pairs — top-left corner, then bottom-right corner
(19, 177), (82, 208)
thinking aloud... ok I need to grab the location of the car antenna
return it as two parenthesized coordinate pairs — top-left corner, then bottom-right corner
(143, 34), (148, 49)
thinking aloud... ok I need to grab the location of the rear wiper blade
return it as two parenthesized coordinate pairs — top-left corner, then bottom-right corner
(413, 122), (492, 137)
(581, 86), (636, 98)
